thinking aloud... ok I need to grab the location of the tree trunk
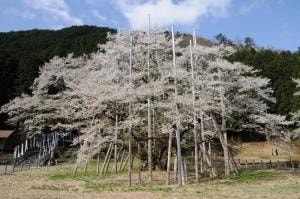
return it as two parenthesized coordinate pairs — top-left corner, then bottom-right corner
(166, 130), (172, 185)
(199, 141), (217, 177)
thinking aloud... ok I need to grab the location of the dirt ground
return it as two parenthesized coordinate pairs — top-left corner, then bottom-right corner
(0, 162), (300, 199)
(234, 141), (300, 161)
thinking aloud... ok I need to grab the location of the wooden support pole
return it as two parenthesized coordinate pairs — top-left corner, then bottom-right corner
(119, 149), (126, 171)
(100, 143), (112, 175)
(147, 14), (153, 184)
(114, 114), (118, 174)
(199, 142), (217, 177)
(183, 158), (188, 183)
(121, 153), (129, 172)
(174, 155), (177, 183)
(84, 162), (88, 174)
(105, 144), (113, 174)
(4, 162), (7, 174)
(97, 152), (100, 174)
(113, 146), (122, 173)
(208, 142), (213, 178)
(73, 164), (78, 175)
(138, 143), (142, 184)
(128, 35), (133, 187)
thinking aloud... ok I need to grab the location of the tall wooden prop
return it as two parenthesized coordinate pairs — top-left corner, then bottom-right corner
(147, 14), (153, 183)
(128, 35), (133, 186)
(100, 143), (112, 175)
(218, 69), (230, 177)
(172, 25), (183, 186)
(190, 39), (199, 183)
(114, 114), (118, 173)
(192, 30), (205, 175)
(166, 129), (172, 185)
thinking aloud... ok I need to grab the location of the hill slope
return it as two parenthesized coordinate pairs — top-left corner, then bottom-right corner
(0, 26), (116, 128)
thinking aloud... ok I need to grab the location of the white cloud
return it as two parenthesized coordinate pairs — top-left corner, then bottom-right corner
(23, 0), (83, 25)
(114, 0), (231, 29)
(92, 10), (107, 21)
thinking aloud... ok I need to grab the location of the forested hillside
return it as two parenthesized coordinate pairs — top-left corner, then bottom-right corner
(229, 48), (300, 116)
(0, 26), (116, 128)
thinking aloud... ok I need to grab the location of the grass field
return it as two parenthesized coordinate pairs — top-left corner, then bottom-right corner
(1, 141), (300, 199)
(0, 159), (300, 199)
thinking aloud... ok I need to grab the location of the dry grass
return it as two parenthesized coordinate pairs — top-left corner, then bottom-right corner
(234, 141), (300, 162)
(0, 160), (300, 199)
(0, 141), (299, 198)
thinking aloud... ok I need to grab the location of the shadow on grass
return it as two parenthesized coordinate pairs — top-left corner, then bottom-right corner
(31, 184), (78, 192)
(231, 170), (276, 182)
(270, 183), (300, 193)
(84, 181), (172, 193)
(50, 171), (116, 181)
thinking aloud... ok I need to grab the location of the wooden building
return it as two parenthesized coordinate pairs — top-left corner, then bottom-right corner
(0, 130), (14, 152)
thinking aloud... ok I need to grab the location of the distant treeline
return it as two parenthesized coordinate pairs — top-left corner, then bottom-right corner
(0, 25), (116, 128)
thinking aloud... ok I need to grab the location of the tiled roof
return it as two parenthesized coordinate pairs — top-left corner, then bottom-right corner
(0, 130), (14, 138)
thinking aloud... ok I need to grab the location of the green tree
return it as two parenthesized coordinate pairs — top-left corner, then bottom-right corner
(244, 37), (255, 48)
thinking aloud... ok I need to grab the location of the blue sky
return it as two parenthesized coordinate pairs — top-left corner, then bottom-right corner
(0, 0), (299, 51)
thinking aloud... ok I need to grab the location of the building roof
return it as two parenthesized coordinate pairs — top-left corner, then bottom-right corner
(0, 130), (14, 138)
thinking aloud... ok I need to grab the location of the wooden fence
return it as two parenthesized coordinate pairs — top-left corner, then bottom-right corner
(237, 159), (300, 170)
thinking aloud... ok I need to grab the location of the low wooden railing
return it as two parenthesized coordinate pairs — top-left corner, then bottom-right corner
(237, 159), (300, 170)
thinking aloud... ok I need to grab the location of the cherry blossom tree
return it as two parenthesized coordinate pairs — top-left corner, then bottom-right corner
(1, 27), (293, 186)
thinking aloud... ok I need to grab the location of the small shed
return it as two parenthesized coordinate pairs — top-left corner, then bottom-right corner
(0, 130), (14, 152)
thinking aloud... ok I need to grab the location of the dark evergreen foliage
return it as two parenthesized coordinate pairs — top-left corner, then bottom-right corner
(229, 47), (300, 116)
(0, 25), (116, 128)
